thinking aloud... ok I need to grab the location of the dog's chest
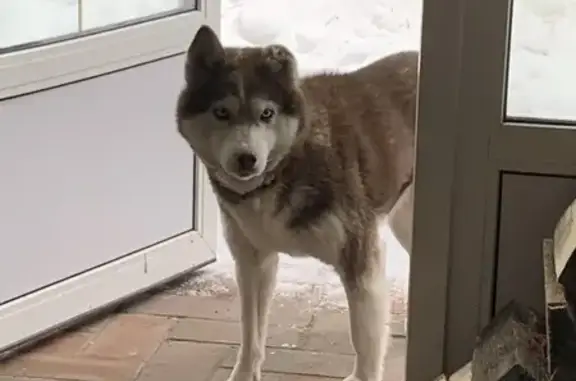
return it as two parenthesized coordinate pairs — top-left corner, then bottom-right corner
(224, 193), (344, 262)
(229, 195), (306, 254)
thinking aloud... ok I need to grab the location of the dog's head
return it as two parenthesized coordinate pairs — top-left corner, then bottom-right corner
(177, 25), (305, 195)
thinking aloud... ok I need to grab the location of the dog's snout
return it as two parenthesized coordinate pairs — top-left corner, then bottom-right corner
(234, 152), (258, 176)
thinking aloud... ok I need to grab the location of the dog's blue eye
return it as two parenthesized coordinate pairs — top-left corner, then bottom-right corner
(260, 108), (275, 122)
(213, 107), (230, 121)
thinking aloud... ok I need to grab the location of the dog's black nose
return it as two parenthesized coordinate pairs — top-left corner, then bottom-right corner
(235, 152), (257, 175)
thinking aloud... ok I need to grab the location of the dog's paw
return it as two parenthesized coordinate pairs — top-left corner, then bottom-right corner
(225, 374), (258, 381)
(225, 369), (260, 381)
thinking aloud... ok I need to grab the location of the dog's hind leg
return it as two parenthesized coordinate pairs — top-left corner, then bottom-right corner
(339, 225), (390, 381)
(388, 182), (413, 254)
(223, 218), (278, 381)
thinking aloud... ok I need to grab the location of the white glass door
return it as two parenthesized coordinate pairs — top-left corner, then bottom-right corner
(0, 0), (220, 354)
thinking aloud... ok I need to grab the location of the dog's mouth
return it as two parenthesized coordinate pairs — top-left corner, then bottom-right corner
(200, 149), (283, 199)
(209, 169), (277, 202)
(221, 152), (269, 183)
(216, 153), (278, 193)
(223, 166), (263, 182)
(210, 164), (269, 195)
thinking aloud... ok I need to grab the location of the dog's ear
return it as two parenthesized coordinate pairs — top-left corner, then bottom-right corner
(185, 25), (225, 85)
(260, 45), (299, 87)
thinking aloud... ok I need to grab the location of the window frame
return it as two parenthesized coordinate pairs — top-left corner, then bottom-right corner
(0, 0), (220, 99)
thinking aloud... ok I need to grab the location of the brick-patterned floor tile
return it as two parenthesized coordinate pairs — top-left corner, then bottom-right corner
(222, 349), (353, 379)
(301, 310), (406, 380)
(128, 295), (239, 321)
(0, 377), (61, 381)
(136, 341), (233, 381)
(300, 310), (353, 354)
(82, 314), (174, 362)
(0, 356), (24, 376)
(27, 331), (96, 357)
(267, 297), (317, 328)
(78, 316), (112, 334)
(0, 354), (141, 381)
(0, 314), (174, 381)
(0, 288), (406, 381)
(169, 318), (301, 349)
(0, 331), (96, 378)
(0, 376), (63, 381)
(130, 293), (316, 326)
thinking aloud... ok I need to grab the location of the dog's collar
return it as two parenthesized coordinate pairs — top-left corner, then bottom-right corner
(209, 174), (277, 204)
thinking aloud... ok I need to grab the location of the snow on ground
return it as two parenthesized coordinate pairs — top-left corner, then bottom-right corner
(221, 0), (422, 75)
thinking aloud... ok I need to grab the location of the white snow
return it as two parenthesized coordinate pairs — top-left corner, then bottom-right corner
(2, 0), (576, 307)
(222, 0), (422, 75)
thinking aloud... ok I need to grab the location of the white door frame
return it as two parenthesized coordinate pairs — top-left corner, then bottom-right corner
(0, 0), (221, 355)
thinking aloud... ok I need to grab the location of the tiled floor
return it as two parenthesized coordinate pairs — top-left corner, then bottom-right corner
(0, 273), (406, 381)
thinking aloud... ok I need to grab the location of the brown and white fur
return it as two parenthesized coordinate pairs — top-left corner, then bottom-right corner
(176, 25), (418, 381)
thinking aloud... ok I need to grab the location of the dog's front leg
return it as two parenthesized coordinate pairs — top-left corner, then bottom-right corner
(340, 231), (390, 381)
(224, 221), (278, 381)
(231, 252), (278, 381)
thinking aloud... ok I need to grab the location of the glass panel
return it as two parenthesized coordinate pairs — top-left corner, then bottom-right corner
(81, 0), (196, 30)
(0, 0), (80, 51)
(506, 0), (576, 123)
(0, 0), (197, 54)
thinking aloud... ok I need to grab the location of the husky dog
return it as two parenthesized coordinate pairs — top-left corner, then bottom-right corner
(177, 25), (417, 381)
